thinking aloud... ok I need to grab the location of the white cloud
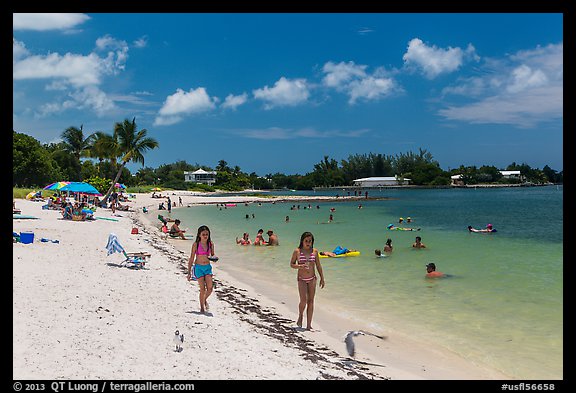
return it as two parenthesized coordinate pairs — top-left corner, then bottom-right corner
(403, 38), (477, 79)
(154, 87), (217, 126)
(507, 65), (548, 94)
(322, 61), (398, 104)
(133, 36), (148, 48)
(438, 42), (562, 128)
(222, 93), (248, 110)
(322, 61), (367, 89)
(252, 77), (310, 109)
(13, 13), (90, 31)
(95, 35), (129, 73)
(13, 52), (104, 87)
(13, 34), (132, 117)
(438, 85), (562, 128)
(348, 77), (396, 104)
(36, 86), (116, 118)
(234, 126), (370, 140)
(12, 39), (29, 62)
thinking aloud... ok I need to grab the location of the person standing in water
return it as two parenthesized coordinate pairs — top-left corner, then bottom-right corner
(383, 238), (393, 253)
(290, 231), (325, 330)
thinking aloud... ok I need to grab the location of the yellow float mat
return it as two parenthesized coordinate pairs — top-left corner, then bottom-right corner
(319, 251), (360, 258)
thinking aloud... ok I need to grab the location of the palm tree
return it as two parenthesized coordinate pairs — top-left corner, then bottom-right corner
(61, 125), (94, 180)
(100, 118), (159, 203)
(87, 131), (117, 175)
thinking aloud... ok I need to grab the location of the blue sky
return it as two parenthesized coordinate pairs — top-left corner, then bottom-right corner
(13, 13), (563, 175)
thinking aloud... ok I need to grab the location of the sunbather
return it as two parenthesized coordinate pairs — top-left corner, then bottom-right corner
(61, 202), (73, 220)
(169, 219), (187, 239)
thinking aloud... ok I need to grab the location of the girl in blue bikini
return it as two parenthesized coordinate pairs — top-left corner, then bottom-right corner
(187, 225), (217, 313)
(290, 231), (325, 330)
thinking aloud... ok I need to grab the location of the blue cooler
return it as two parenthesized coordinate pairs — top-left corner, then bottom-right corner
(20, 232), (35, 244)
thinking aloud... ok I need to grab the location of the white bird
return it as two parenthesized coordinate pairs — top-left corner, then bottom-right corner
(343, 330), (387, 358)
(173, 330), (184, 352)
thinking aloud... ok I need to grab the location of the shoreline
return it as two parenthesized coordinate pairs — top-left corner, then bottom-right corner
(13, 192), (511, 380)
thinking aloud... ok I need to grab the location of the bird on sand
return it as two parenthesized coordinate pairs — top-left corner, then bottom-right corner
(173, 330), (184, 352)
(343, 330), (387, 358)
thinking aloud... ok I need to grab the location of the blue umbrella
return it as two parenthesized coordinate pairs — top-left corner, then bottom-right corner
(60, 182), (102, 195)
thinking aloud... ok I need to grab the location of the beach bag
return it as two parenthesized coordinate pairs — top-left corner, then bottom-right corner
(131, 227), (139, 234)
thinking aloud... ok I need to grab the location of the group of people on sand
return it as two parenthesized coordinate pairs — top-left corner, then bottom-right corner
(236, 229), (279, 246)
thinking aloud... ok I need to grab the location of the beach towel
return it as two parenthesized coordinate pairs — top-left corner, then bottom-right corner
(105, 233), (125, 256)
(333, 246), (349, 255)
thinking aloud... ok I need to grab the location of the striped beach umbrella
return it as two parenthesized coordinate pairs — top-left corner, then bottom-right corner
(43, 181), (70, 190)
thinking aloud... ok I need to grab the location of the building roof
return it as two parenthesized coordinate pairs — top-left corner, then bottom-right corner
(353, 177), (411, 182)
(500, 170), (521, 176)
(184, 169), (217, 175)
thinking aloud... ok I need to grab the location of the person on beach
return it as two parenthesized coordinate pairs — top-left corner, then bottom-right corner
(412, 236), (426, 249)
(266, 230), (279, 246)
(290, 231), (325, 330)
(383, 238), (393, 253)
(169, 219), (187, 240)
(253, 229), (267, 245)
(425, 263), (445, 278)
(187, 225), (216, 313)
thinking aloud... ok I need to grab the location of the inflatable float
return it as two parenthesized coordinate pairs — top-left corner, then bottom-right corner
(319, 251), (361, 258)
(225, 203), (237, 207)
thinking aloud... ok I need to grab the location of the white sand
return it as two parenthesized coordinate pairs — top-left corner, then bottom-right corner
(13, 192), (510, 380)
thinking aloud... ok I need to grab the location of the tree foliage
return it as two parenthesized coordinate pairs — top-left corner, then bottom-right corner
(13, 129), (562, 190)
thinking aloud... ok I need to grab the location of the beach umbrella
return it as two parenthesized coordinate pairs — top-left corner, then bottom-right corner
(60, 182), (102, 195)
(43, 181), (70, 190)
(114, 183), (126, 189)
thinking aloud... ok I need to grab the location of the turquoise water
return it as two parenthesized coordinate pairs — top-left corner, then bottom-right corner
(172, 186), (563, 379)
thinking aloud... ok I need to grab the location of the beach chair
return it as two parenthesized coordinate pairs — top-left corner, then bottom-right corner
(105, 233), (151, 269)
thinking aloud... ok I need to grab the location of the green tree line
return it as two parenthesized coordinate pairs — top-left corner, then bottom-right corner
(14, 128), (563, 191)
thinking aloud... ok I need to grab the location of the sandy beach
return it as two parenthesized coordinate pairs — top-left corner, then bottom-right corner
(13, 191), (510, 380)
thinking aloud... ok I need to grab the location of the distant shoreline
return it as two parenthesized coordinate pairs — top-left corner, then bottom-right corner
(313, 183), (559, 191)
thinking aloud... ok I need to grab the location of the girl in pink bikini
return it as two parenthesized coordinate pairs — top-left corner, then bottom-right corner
(187, 225), (217, 314)
(290, 231), (325, 330)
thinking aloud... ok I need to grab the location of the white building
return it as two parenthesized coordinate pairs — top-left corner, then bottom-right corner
(184, 169), (217, 186)
(499, 170), (522, 180)
(450, 170), (523, 186)
(450, 174), (464, 186)
(352, 176), (411, 187)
